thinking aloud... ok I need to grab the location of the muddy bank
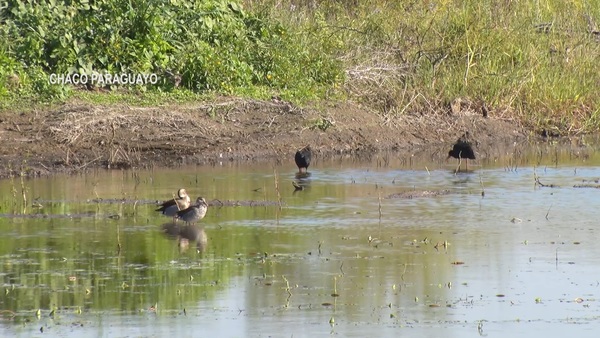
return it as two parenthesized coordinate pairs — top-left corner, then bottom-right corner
(0, 97), (535, 178)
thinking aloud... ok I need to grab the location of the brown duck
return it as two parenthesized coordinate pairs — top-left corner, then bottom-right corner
(156, 188), (191, 217)
(175, 197), (208, 225)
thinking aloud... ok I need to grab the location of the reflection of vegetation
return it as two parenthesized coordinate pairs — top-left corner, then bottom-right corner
(0, 167), (294, 316)
(0, 164), (488, 327)
(0, 216), (228, 314)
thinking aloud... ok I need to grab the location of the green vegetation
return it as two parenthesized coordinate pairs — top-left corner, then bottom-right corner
(249, 0), (600, 133)
(1, 0), (600, 133)
(0, 0), (342, 104)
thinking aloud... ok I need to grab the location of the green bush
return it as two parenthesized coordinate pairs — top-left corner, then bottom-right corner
(2, 0), (600, 134)
(249, 0), (600, 133)
(0, 0), (342, 100)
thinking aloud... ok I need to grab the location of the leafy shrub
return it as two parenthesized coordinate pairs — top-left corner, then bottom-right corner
(0, 0), (343, 100)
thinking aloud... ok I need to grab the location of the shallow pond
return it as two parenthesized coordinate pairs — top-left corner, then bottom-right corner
(2, 143), (600, 337)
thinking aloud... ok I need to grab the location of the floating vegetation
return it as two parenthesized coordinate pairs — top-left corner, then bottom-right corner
(386, 190), (453, 199)
(573, 184), (600, 189)
(88, 198), (282, 207)
(535, 178), (559, 188)
(434, 241), (450, 250)
(209, 199), (283, 207)
(0, 212), (105, 219)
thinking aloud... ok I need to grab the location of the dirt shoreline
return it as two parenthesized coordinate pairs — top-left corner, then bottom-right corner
(0, 97), (533, 178)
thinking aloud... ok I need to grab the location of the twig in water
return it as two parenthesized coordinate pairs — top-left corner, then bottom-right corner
(535, 178), (559, 188)
(545, 204), (552, 220)
(282, 275), (292, 308)
(479, 175), (485, 197)
(378, 191), (382, 221)
(331, 276), (339, 297)
(116, 219), (122, 254)
(92, 181), (100, 199)
(282, 275), (292, 296)
(77, 156), (102, 171)
(20, 174), (27, 212)
(273, 168), (281, 209)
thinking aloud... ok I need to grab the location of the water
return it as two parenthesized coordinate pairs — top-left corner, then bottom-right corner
(1, 145), (600, 337)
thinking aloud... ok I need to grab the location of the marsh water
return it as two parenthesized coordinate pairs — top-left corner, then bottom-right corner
(2, 143), (600, 337)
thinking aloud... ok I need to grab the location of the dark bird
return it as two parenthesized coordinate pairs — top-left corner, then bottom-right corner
(482, 102), (489, 118)
(448, 132), (476, 170)
(175, 197), (208, 225)
(156, 188), (190, 218)
(295, 146), (312, 173)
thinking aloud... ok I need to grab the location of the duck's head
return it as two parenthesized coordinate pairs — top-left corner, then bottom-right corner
(195, 197), (208, 207)
(177, 188), (188, 199)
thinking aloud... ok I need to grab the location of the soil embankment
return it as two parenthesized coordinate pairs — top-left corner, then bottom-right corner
(0, 98), (531, 178)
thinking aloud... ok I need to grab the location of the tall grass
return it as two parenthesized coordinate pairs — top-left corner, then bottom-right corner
(1, 0), (599, 133)
(0, 0), (342, 103)
(247, 0), (600, 133)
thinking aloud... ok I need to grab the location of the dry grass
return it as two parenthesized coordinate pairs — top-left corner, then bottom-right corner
(47, 105), (214, 145)
(45, 97), (302, 145)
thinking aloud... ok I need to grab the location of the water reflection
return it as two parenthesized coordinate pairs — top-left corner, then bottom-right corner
(161, 222), (208, 253)
(293, 172), (312, 192)
(1, 145), (600, 337)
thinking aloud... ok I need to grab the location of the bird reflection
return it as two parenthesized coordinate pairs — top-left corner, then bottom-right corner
(161, 222), (208, 253)
(295, 171), (312, 180)
(450, 175), (472, 185)
(293, 172), (312, 193)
